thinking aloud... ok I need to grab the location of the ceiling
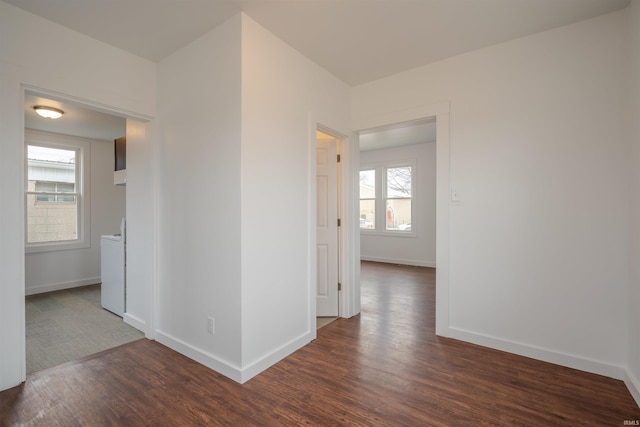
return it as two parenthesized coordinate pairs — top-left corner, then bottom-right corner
(360, 119), (436, 151)
(25, 93), (125, 142)
(13, 0), (630, 149)
(4, 0), (630, 87)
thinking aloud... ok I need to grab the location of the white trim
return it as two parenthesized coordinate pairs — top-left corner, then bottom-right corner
(16, 88), (27, 387)
(156, 330), (243, 383)
(339, 131), (360, 318)
(24, 277), (100, 296)
(239, 331), (314, 383)
(123, 313), (147, 335)
(360, 230), (416, 238)
(314, 120), (359, 319)
(24, 129), (92, 253)
(149, 121), (159, 341)
(624, 369), (640, 408)
(308, 114), (319, 332)
(434, 110), (450, 336)
(156, 329), (314, 384)
(447, 326), (625, 380)
(360, 256), (435, 268)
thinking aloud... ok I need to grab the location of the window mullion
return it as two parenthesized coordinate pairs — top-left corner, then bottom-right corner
(377, 166), (385, 231)
(27, 191), (79, 196)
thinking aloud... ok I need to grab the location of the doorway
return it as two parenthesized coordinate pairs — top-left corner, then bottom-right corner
(358, 118), (437, 267)
(22, 88), (152, 374)
(352, 102), (451, 335)
(316, 129), (340, 319)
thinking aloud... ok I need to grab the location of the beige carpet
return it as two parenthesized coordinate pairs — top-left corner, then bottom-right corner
(25, 284), (144, 374)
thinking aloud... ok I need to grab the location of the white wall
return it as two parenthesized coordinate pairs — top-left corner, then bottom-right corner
(3, 1), (353, 391)
(353, 10), (630, 378)
(239, 15), (351, 378)
(156, 13), (352, 382)
(0, 1), (155, 391)
(626, 0), (640, 404)
(156, 15), (244, 375)
(360, 143), (436, 267)
(25, 132), (126, 295)
(124, 119), (154, 334)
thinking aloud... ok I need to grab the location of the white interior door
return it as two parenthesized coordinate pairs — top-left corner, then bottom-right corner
(316, 135), (339, 316)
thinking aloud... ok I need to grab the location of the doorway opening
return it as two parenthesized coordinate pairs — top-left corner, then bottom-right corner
(352, 101), (451, 336)
(315, 129), (341, 327)
(358, 117), (436, 267)
(22, 88), (150, 374)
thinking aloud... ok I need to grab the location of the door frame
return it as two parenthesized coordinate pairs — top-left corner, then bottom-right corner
(309, 118), (360, 326)
(19, 85), (156, 380)
(315, 130), (340, 317)
(352, 102), (450, 335)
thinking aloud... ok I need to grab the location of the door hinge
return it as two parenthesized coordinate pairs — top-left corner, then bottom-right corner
(338, 282), (342, 291)
(337, 154), (341, 163)
(337, 218), (341, 227)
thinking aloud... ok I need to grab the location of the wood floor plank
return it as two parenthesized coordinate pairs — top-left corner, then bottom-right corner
(1, 261), (639, 426)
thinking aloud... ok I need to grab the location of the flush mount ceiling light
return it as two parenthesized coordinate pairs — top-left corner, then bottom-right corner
(33, 106), (64, 119)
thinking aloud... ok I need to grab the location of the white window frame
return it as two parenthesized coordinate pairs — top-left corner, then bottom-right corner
(25, 129), (91, 253)
(359, 168), (376, 230)
(360, 159), (416, 238)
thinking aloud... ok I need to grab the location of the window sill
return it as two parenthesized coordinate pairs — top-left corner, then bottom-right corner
(26, 239), (90, 254)
(360, 230), (416, 238)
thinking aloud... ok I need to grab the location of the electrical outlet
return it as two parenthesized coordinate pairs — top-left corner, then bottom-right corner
(207, 317), (215, 335)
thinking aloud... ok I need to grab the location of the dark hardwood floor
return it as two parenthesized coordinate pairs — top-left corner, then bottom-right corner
(1, 261), (639, 425)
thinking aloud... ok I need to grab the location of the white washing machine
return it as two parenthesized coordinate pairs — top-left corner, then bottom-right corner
(101, 219), (125, 316)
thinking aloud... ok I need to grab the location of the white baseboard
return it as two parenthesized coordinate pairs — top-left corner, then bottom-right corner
(25, 277), (101, 296)
(624, 369), (640, 408)
(239, 331), (313, 383)
(360, 255), (435, 268)
(155, 330), (243, 382)
(443, 326), (625, 381)
(123, 313), (147, 335)
(155, 329), (314, 384)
